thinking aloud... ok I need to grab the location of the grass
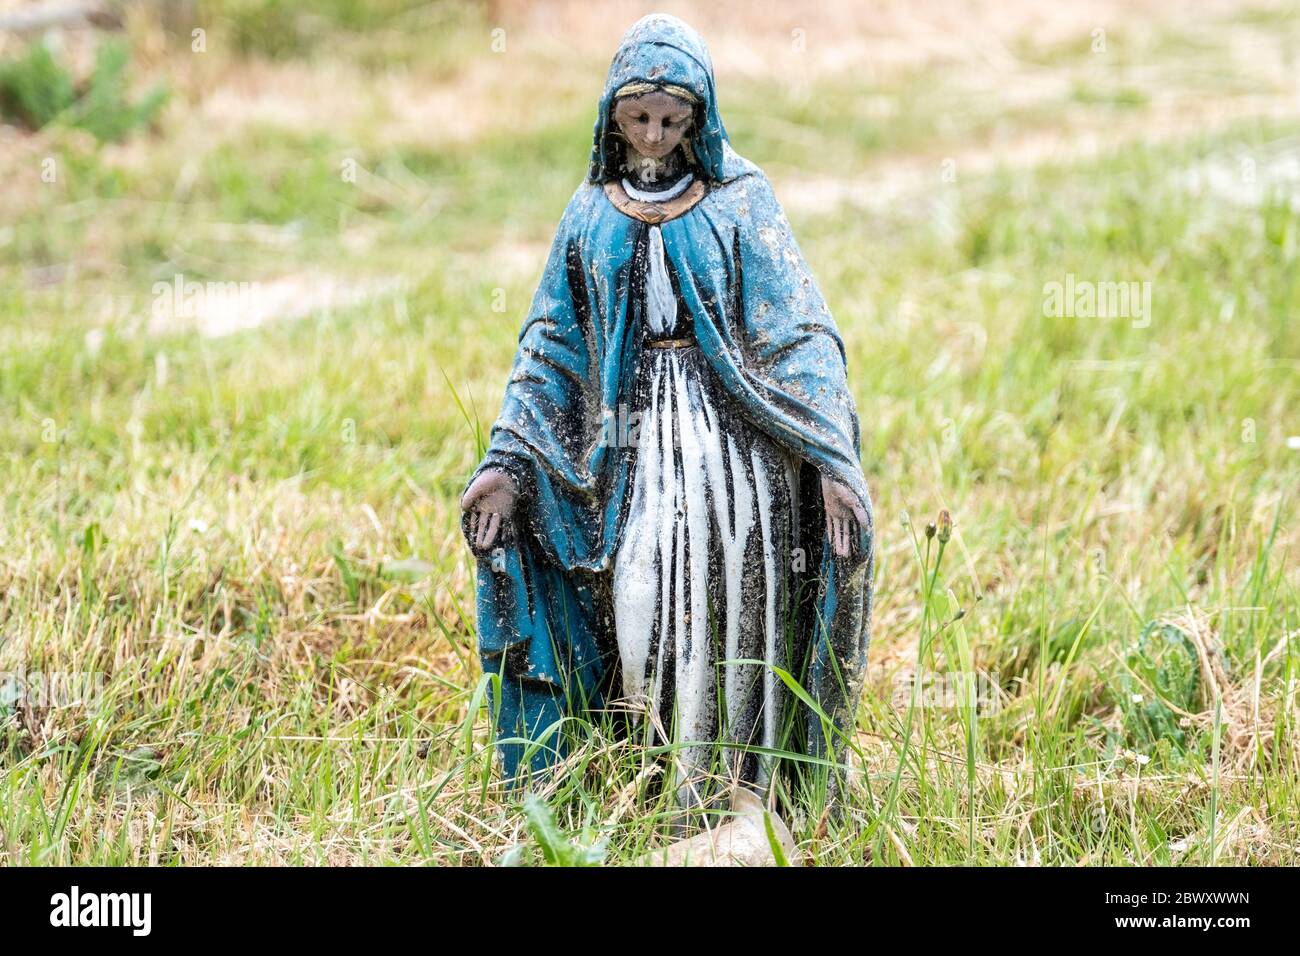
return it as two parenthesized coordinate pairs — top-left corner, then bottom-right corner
(0, 0), (1298, 865)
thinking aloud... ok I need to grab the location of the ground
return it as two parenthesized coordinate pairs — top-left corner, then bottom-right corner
(0, 0), (1297, 865)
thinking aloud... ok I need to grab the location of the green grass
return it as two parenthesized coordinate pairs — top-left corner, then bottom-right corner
(0, 1), (1298, 865)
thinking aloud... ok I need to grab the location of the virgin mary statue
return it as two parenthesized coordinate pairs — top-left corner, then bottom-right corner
(461, 14), (873, 809)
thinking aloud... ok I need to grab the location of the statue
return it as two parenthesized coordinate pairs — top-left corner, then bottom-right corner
(461, 14), (873, 814)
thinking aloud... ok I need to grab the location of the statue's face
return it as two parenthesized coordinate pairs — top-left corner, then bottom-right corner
(612, 90), (694, 161)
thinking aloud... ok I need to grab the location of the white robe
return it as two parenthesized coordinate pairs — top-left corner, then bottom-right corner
(612, 181), (800, 805)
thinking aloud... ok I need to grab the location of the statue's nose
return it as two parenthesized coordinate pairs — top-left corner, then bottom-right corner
(644, 124), (663, 145)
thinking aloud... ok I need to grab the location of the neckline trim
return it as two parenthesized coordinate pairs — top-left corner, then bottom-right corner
(603, 178), (707, 225)
(621, 173), (694, 202)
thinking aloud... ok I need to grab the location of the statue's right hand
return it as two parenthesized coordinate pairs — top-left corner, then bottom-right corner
(460, 468), (518, 555)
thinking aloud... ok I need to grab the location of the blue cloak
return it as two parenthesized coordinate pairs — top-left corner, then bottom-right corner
(468, 14), (873, 782)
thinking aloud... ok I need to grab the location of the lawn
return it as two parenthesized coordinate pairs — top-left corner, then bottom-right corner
(0, 0), (1297, 865)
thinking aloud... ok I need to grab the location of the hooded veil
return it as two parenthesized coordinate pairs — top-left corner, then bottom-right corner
(469, 14), (873, 785)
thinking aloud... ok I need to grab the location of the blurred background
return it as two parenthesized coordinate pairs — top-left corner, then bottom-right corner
(1, 0), (1298, 865)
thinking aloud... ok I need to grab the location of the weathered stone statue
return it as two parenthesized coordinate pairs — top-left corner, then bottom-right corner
(462, 14), (873, 811)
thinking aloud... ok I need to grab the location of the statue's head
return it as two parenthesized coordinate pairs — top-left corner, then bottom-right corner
(589, 14), (734, 185)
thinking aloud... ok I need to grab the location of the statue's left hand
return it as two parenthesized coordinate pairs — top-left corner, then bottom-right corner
(821, 475), (868, 559)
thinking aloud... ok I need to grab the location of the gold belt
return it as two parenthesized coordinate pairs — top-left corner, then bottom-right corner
(644, 337), (695, 350)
